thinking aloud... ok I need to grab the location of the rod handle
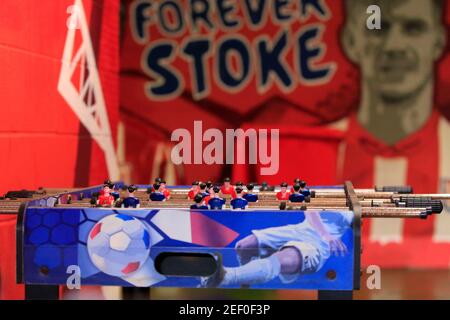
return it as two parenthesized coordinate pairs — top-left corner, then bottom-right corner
(375, 186), (413, 194)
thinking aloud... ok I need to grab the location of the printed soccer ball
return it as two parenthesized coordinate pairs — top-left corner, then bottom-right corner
(87, 214), (151, 277)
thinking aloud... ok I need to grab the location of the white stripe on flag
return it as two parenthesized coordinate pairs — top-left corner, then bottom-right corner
(370, 157), (407, 244)
(151, 210), (192, 243)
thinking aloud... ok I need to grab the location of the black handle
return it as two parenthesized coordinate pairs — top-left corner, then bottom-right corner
(401, 199), (444, 214)
(376, 186), (413, 194)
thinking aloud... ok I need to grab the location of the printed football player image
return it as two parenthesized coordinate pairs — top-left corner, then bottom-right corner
(333, 0), (450, 247)
(201, 211), (353, 287)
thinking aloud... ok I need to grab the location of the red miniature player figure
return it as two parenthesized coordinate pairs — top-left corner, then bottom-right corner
(203, 185), (216, 205)
(276, 182), (290, 201)
(220, 177), (237, 199)
(188, 181), (200, 200)
(99, 179), (112, 195)
(97, 183), (115, 206)
(160, 179), (171, 200)
(99, 179), (120, 200)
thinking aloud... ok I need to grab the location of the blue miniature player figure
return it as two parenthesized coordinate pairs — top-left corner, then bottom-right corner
(111, 190), (120, 201)
(230, 187), (248, 210)
(290, 178), (301, 193)
(150, 177), (163, 192)
(150, 183), (166, 201)
(190, 193), (208, 210)
(243, 183), (258, 203)
(114, 185), (129, 208)
(199, 182), (209, 197)
(299, 180), (311, 197)
(122, 185), (140, 208)
(208, 186), (226, 210)
(118, 185), (128, 199)
(289, 184), (305, 203)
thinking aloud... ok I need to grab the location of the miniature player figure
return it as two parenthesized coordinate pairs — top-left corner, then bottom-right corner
(114, 185), (129, 208)
(98, 179), (119, 200)
(202, 185), (214, 205)
(99, 179), (112, 195)
(235, 181), (244, 187)
(190, 193), (209, 210)
(276, 182), (290, 201)
(97, 183), (115, 207)
(230, 187), (249, 210)
(150, 178), (163, 192)
(149, 183), (166, 201)
(289, 184), (306, 203)
(188, 181), (200, 200)
(259, 181), (269, 192)
(99, 179), (120, 200)
(199, 182), (209, 197)
(243, 183), (258, 203)
(289, 178), (301, 193)
(160, 179), (171, 200)
(99, 180), (119, 200)
(205, 181), (213, 190)
(111, 187), (120, 201)
(220, 177), (237, 199)
(118, 185), (128, 199)
(208, 186), (226, 210)
(299, 180), (311, 198)
(122, 185), (140, 208)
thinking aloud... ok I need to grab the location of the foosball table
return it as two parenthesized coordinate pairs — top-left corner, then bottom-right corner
(1, 180), (447, 300)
